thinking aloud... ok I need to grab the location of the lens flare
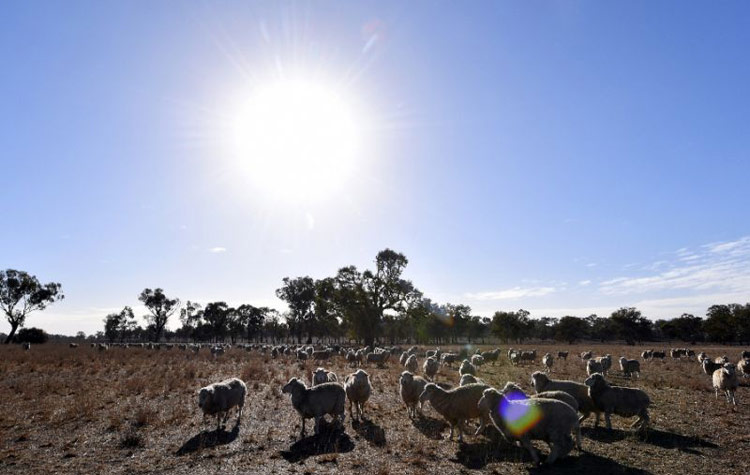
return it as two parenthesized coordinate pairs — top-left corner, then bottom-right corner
(499, 391), (542, 436)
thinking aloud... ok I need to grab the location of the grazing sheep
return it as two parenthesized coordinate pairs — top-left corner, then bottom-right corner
(741, 350), (750, 360)
(508, 351), (521, 366)
(651, 350), (666, 359)
(697, 352), (708, 364)
(282, 378), (346, 437)
(296, 349), (309, 361)
(441, 353), (458, 367)
(344, 369), (372, 420)
(198, 377), (247, 430)
(423, 356), (440, 381)
(366, 351), (390, 367)
(459, 374), (481, 386)
(346, 350), (358, 367)
(738, 359), (750, 378)
(312, 368), (338, 386)
(313, 350), (331, 362)
(520, 350), (537, 364)
(210, 346), (224, 357)
(405, 354), (419, 373)
(619, 357), (641, 378)
(471, 354), (485, 367)
(399, 371), (428, 418)
(481, 348), (501, 365)
(530, 372), (601, 425)
(714, 355), (729, 365)
(580, 351), (593, 361)
(98, 343), (109, 351)
(459, 359), (477, 376)
(557, 351), (568, 360)
(501, 382), (579, 412)
(597, 355), (612, 375)
(542, 353), (554, 372)
(713, 364), (739, 405)
(478, 388), (581, 466)
(22, 342), (30, 351)
(69, 343), (78, 348)
(419, 383), (490, 442)
(702, 359), (723, 376)
(399, 351), (409, 366)
(586, 359), (603, 376)
(584, 373), (650, 432)
(641, 350), (652, 360)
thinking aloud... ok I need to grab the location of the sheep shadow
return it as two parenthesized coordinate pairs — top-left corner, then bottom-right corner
(279, 423), (354, 463)
(451, 436), (531, 469)
(351, 418), (386, 447)
(582, 426), (717, 453)
(410, 414), (449, 440)
(175, 422), (240, 455)
(528, 451), (649, 474)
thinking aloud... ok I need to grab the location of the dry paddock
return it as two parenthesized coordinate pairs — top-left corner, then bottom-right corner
(0, 343), (748, 474)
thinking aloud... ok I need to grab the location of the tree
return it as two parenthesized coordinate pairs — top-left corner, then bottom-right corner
(610, 307), (651, 344)
(15, 327), (48, 344)
(554, 316), (589, 344)
(138, 288), (179, 342)
(276, 276), (316, 344)
(586, 314), (614, 342)
(103, 306), (137, 342)
(491, 310), (530, 343)
(202, 301), (231, 342)
(179, 301), (203, 329)
(0, 269), (64, 344)
(75, 331), (86, 340)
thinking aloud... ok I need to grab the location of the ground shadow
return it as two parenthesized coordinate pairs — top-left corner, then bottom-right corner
(582, 426), (717, 453)
(451, 438), (530, 469)
(410, 414), (449, 440)
(528, 451), (650, 474)
(352, 418), (386, 447)
(175, 422), (240, 455)
(279, 422), (354, 463)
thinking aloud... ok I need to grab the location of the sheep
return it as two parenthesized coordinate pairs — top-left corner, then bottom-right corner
(520, 350), (537, 364)
(741, 350), (750, 360)
(418, 382), (490, 442)
(459, 374), (481, 386)
(399, 371), (428, 418)
(508, 351), (521, 366)
(441, 353), (458, 367)
(296, 349), (308, 361)
(501, 382), (579, 412)
(282, 378), (346, 437)
(478, 388), (581, 466)
(580, 351), (593, 361)
(459, 359), (477, 376)
(22, 342), (30, 351)
(366, 351), (390, 367)
(530, 372), (601, 426)
(210, 346), (224, 357)
(344, 369), (371, 420)
(713, 364), (739, 405)
(313, 350), (331, 362)
(584, 373), (650, 432)
(619, 357), (641, 378)
(738, 358), (750, 378)
(651, 350), (666, 359)
(69, 343), (78, 348)
(714, 355), (729, 364)
(399, 351), (409, 366)
(98, 343), (109, 351)
(312, 368), (338, 386)
(586, 359), (603, 376)
(697, 352), (708, 364)
(423, 356), (440, 381)
(471, 354), (485, 367)
(346, 350), (358, 367)
(198, 377), (247, 430)
(481, 348), (501, 364)
(641, 350), (652, 360)
(557, 351), (568, 360)
(597, 355), (612, 375)
(405, 354), (419, 373)
(702, 358), (723, 376)
(542, 353), (554, 372)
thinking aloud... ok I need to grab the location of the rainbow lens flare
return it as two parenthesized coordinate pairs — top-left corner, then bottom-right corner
(499, 391), (542, 436)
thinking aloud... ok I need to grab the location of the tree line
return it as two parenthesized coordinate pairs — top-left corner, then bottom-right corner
(2, 254), (749, 345)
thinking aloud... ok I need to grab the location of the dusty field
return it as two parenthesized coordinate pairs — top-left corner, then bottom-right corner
(0, 343), (748, 474)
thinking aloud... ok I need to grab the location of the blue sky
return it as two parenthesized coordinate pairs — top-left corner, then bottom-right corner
(2, 1), (749, 335)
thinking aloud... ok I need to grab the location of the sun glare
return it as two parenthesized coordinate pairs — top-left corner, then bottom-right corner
(232, 80), (362, 202)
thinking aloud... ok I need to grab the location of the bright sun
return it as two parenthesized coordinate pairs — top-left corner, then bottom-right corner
(232, 80), (362, 202)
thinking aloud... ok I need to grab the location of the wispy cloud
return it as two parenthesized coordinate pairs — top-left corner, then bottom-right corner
(465, 286), (556, 301)
(578, 280), (591, 286)
(208, 247), (227, 253)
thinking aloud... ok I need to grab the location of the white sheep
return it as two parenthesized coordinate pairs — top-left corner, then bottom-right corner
(423, 356), (440, 381)
(198, 377), (247, 430)
(405, 354), (419, 373)
(399, 371), (428, 418)
(418, 382), (490, 442)
(619, 357), (641, 378)
(312, 367), (338, 386)
(282, 378), (346, 437)
(22, 342), (31, 351)
(471, 354), (485, 367)
(542, 353), (554, 372)
(344, 369), (372, 420)
(584, 373), (650, 432)
(459, 359), (477, 376)
(530, 372), (601, 426)
(713, 363), (739, 405)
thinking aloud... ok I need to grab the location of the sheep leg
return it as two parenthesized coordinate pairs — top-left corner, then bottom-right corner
(314, 416), (322, 435)
(474, 415), (487, 436)
(605, 413), (612, 431)
(300, 417), (306, 437)
(348, 400), (354, 419)
(546, 441), (561, 465)
(520, 436), (541, 466)
(714, 388), (719, 399)
(574, 421), (582, 450)
(448, 423), (455, 441)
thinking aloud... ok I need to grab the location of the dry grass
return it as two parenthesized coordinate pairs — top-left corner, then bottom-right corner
(0, 342), (748, 473)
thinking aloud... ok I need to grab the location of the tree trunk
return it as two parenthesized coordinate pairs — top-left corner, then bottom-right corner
(4, 323), (19, 344)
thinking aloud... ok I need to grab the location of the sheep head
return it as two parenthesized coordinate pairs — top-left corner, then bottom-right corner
(530, 371), (548, 392)
(198, 386), (213, 409)
(282, 377), (305, 396)
(584, 373), (608, 392)
(399, 371), (414, 386)
(418, 383), (439, 404)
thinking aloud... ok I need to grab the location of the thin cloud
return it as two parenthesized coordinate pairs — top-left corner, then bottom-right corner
(465, 286), (556, 301)
(208, 247), (227, 253)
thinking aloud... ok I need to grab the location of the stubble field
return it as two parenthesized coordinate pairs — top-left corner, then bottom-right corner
(0, 342), (748, 474)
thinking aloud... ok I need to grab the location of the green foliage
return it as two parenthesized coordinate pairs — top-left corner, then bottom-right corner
(15, 327), (48, 344)
(138, 288), (179, 342)
(554, 316), (589, 344)
(0, 269), (64, 344)
(103, 306), (138, 342)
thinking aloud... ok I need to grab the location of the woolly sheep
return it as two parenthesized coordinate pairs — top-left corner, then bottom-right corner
(557, 351), (568, 360)
(478, 388), (581, 466)
(22, 342), (30, 351)
(367, 351), (390, 367)
(520, 350), (537, 364)
(312, 368), (338, 386)
(597, 355), (612, 375)
(702, 359), (723, 376)
(313, 350), (331, 361)
(481, 348), (501, 364)
(346, 350), (358, 367)
(399, 351), (409, 366)
(282, 378), (346, 437)
(542, 353), (554, 372)
(210, 346), (224, 357)
(530, 372), (601, 425)
(471, 354), (485, 367)
(198, 377), (247, 430)
(697, 352), (708, 363)
(508, 351), (521, 366)
(423, 356), (440, 381)
(738, 358), (750, 378)
(399, 371), (428, 418)
(584, 373), (650, 432)
(419, 382), (490, 442)
(459, 359), (477, 376)
(405, 354), (419, 373)
(459, 374), (480, 386)
(713, 363), (739, 405)
(344, 369), (372, 420)
(586, 359), (603, 376)
(741, 350), (750, 360)
(641, 350), (652, 360)
(619, 357), (641, 378)
(69, 343), (78, 348)
(652, 350), (666, 359)
(501, 382), (579, 412)
(580, 351), (592, 361)
(714, 355), (729, 364)
(441, 353), (458, 367)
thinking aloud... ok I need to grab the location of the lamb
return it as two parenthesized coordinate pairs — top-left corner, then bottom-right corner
(478, 388), (581, 465)
(198, 377), (247, 430)
(459, 359), (477, 376)
(282, 377), (346, 437)
(423, 356), (440, 381)
(399, 371), (428, 418)
(530, 372), (601, 425)
(584, 373), (650, 432)
(471, 354), (485, 367)
(542, 353), (554, 372)
(702, 358), (723, 376)
(713, 363), (739, 405)
(586, 359), (603, 376)
(312, 367), (338, 386)
(344, 369), (372, 420)
(418, 382), (490, 442)
(619, 357), (641, 378)
(501, 382), (579, 412)
(405, 354), (419, 373)
(367, 351), (390, 367)
(557, 351), (568, 360)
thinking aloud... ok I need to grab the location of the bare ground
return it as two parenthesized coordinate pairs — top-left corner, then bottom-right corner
(0, 343), (748, 474)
